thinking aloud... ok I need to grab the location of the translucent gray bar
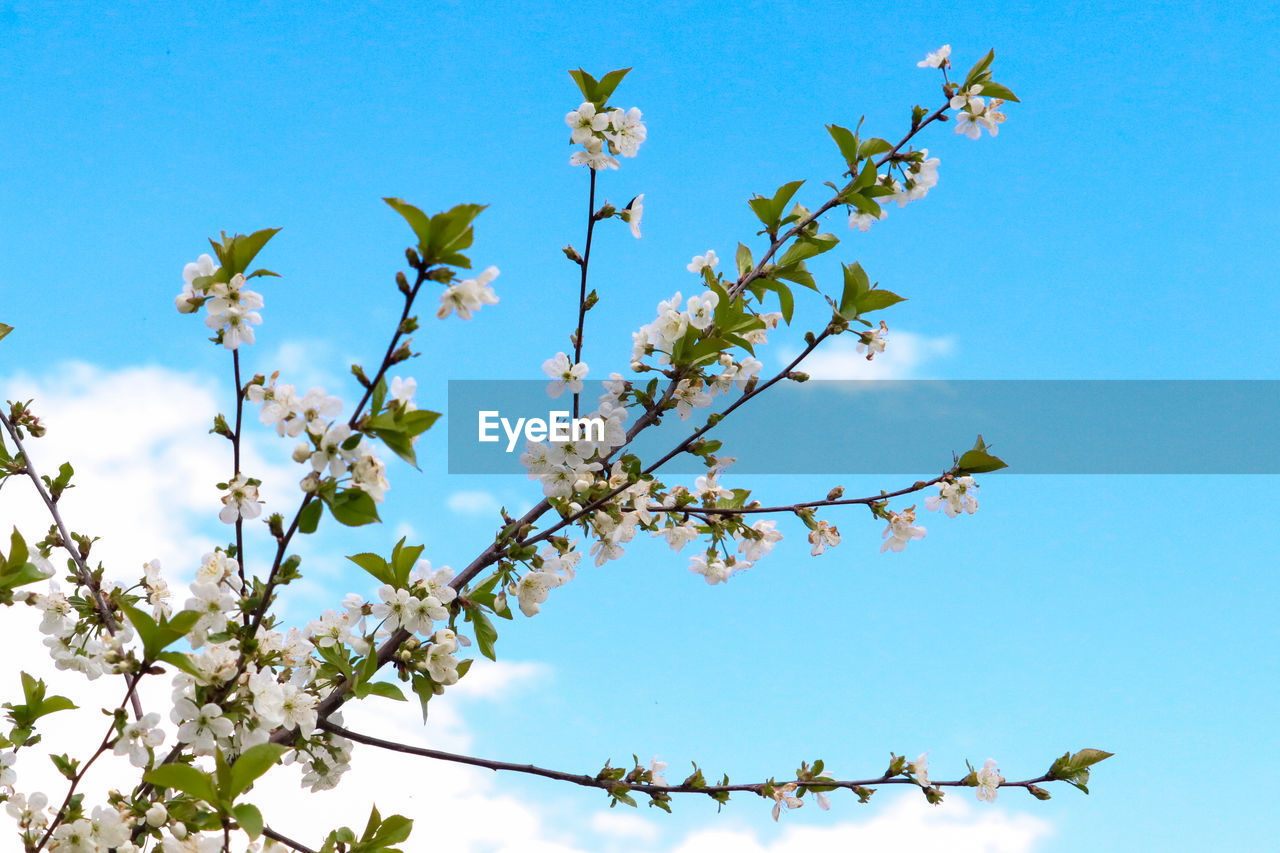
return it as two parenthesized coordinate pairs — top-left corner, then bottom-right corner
(447, 380), (1279, 474)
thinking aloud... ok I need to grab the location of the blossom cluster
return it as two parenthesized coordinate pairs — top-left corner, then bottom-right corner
(849, 150), (940, 232)
(565, 101), (647, 170)
(247, 375), (391, 502)
(174, 254), (265, 350)
(630, 285), (772, 383)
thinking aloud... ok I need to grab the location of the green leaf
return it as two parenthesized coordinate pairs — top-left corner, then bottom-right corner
(371, 809), (414, 845)
(838, 262), (870, 317)
(145, 764), (219, 805)
(568, 68), (600, 102)
(955, 434), (1009, 474)
(429, 203), (486, 259)
(963, 49), (996, 89)
(297, 498), (323, 534)
(348, 553), (396, 586)
(735, 243), (753, 278)
(777, 233), (838, 267)
(977, 80), (1019, 102)
(390, 539), (424, 587)
(753, 278), (795, 324)
(384, 198), (433, 250)
(773, 262), (816, 291)
(410, 673), (434, 723)
(370, 375), (388, 417)
(233, 803), (264, 839)
(227, 743), (288, 798)
(366, 681), (408, 701)
(467, 605), (499, 661)
(0, 323), (11, 342)
(858, 137), (893, 158)
(123, 605), (201, 660)
(372, 428), (418, 468)
(826, 124), (860, 169)
(325, 489), (381, 527)
(856, 289), (906, 314)
(595, 67), (631, 102)
(227, 229), (281, 277)
(401, 409), (441, 436)
(842, 192), (883, 217)
(157, 651), (202, 679)
(852, 157), (879, 190)
(6, 528), (28, 571)
(4, 673), (77, 728)
(1047, 748), (1113, 795)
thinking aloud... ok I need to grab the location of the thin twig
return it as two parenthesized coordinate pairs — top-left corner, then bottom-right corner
(321, 720), (1056, 800)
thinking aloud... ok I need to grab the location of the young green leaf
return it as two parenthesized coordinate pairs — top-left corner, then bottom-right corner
(826, 124), (860, 170)
(227, 743), (289, 799)
(145, 764), (219, 805)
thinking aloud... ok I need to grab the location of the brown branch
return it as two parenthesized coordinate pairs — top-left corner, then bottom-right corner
(263, 826), (318, 853)
(320, 721), (1059, 802)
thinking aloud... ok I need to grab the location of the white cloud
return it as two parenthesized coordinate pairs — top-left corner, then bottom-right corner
(448, 489), (502, 516)
(0, 361), (295, 580)
(265, 338), (343, 393)
(591, 810), (662, 842)
(780, 331), (956, 380)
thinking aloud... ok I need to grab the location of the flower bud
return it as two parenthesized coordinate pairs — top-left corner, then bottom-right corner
(395, 270), (410, 294)
(292, 443), (312, 464)
(562, 245), (583, 264)
(1027, 785), (1052, 800)
(405, 247), (420, 268)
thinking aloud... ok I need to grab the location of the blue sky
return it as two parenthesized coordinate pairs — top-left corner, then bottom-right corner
(2, 1), (1278, 851)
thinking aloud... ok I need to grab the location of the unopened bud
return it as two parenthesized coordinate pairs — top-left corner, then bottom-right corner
(292, 443), (311, 464)
(562, 245), (583, 264)
(396, 270), (410, 294)
(787, 371), (809, 383)
(1027, 785), (1052, 801)
(405, 247), (421, 268)
(351, 363), (371, 388)
(597, 203), (616, 219)
(583, 289), (599, 310)
(390, 339), (413, 364)
(923, 786), (945, 805)
(826, 486), (844, 501)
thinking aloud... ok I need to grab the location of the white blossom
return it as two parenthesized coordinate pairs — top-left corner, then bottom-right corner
(917, 44), (951, 69)
(858, 321), (889, 360)
(809, 519), (841, 555)
(438, 266), (500, 320)
(881, 506), (927, 553)
(925, 475), (979, 517)
(218, 473), (263, 524)
(625, 194), (644, 238)
(686, 250), (719, 274)
(976, 758), (1004, 802)
(542, 352), (589, 399)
